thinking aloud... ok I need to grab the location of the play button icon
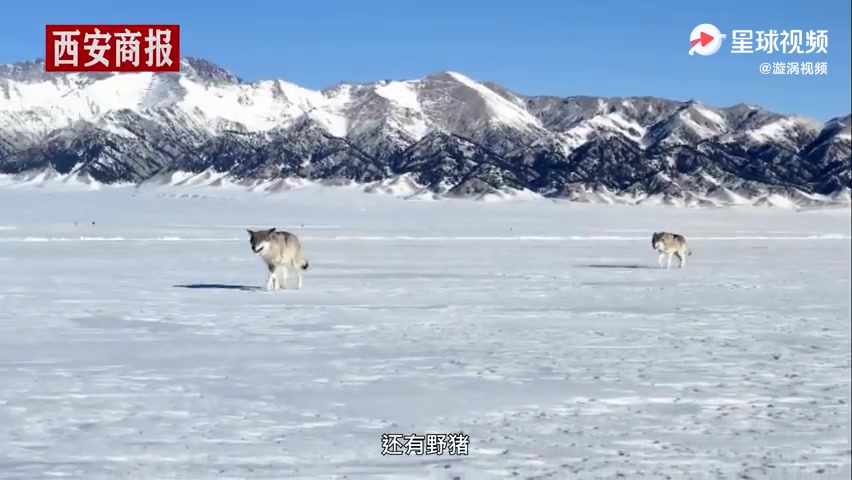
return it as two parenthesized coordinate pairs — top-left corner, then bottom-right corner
(689, 24), (726, 56)
(692, 31), (715, 48)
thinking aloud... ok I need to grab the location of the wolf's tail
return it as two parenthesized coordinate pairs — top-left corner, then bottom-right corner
(300, 258), (310, 270)
(687, 247), (692, 256)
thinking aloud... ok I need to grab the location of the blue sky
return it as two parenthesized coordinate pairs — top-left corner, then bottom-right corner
(1, 0), (849, 121)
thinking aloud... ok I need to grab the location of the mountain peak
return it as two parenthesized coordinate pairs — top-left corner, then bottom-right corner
(0, 56), (241, 85)
(422, 70), (474, 83)
(179, 57), (242, 84)
(0, 58), (55, 83)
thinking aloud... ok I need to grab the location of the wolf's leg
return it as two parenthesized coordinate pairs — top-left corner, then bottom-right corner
(666, 253), (673, 269)
(265, 263), (277, 290)
(657, 252), (665, 267)
(289, 259), (304, 289)
(678, 251), (686, 268)
(278, 266), (288, 289)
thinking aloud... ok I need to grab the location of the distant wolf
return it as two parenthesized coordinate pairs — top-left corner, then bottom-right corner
(651, 231), (692, 268)
(246, 228), (310, 290)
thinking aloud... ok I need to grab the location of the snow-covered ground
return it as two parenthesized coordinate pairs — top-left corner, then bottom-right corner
(0, 185), (850, 479)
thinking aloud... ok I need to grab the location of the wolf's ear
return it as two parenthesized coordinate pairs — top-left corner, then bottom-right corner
(268, 227), (277, 234)
(246, 229), (254, 236)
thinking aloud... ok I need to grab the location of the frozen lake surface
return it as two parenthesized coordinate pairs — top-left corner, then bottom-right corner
(0, 185), (849, 479)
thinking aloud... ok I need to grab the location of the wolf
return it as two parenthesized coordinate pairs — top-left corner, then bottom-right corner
(246, 228), (310, 290)
(651, 231), (692, 268)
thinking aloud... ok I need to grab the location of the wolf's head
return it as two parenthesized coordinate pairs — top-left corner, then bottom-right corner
(247, 228), (276, 254)
(652, 232), (662, 249)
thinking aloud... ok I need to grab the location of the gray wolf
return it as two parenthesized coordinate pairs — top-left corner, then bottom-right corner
(651, 231), (692, 268)
(247, 228), (310, 290)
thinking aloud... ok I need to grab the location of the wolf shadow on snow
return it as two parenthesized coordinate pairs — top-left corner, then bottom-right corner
(173, 283), (262, 291)
(576, 263), (655, 269)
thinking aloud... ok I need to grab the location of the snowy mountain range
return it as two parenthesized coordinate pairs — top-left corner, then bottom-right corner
(0, 57), (849, 206)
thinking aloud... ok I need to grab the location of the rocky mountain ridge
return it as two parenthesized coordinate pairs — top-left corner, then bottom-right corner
(0, 57), (849, 206)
